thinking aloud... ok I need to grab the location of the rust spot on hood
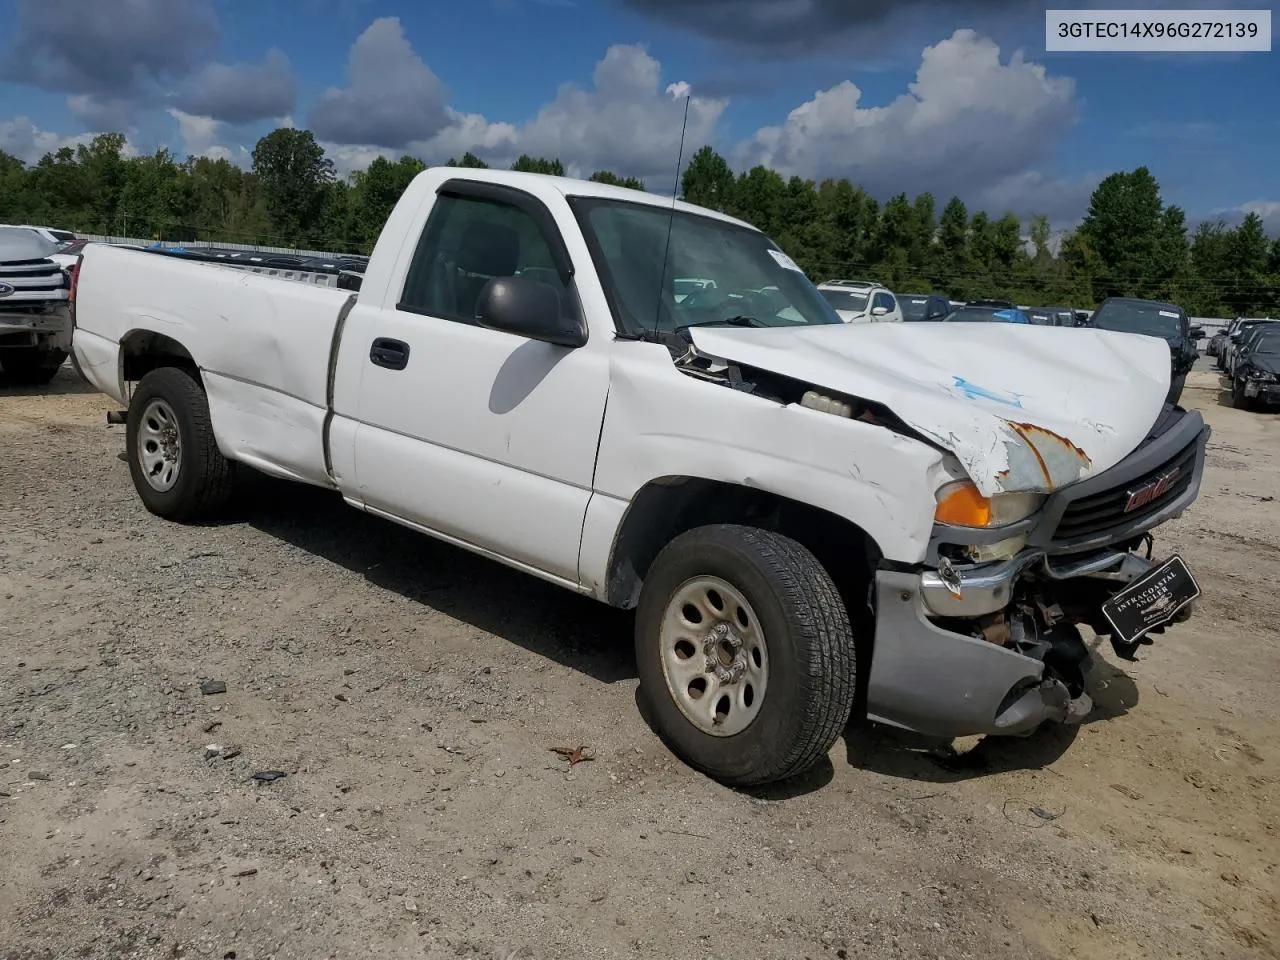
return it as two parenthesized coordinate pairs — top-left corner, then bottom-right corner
(1004, 421), (1093, 490)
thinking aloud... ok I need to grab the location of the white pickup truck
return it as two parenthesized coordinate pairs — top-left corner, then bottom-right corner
(71, 168), (1209, 786)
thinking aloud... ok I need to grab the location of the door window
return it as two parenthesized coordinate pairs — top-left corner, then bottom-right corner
(873, 292), (896, 312)
(400, 193), (568, 324)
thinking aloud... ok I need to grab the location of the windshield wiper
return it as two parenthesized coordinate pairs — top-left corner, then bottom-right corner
(675, 315), (767, 334)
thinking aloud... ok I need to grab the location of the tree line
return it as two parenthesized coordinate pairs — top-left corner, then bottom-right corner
(1, 127), (1276, 316)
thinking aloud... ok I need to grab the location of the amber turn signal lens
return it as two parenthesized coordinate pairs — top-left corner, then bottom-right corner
(934, 481), (992, 527)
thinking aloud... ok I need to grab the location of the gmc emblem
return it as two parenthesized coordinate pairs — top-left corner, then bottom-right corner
(1124, 467), (1181, 513)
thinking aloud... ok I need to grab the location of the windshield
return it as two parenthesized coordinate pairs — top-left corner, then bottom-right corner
(1092, 301), (1183, 338)
(1252, 330), (1280, 355)
(571, 197), (841, 334)
(819, 289), (869, 313)
(945, 306), (1026, 323)
(0, 226), (59, 260)
(900, 296), (931, 321)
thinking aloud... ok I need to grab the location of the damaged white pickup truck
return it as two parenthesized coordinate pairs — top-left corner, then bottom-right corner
(71, 168), (1209, 787)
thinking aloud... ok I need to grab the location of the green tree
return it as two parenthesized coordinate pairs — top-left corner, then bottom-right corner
(510, 155), (565, 175)
(444, 152), (489, 168)
(1, 129), (1275, 315)
(680, 145), (735, 211)
(588, 170), (645, 190)
(250, 128), (336, 245)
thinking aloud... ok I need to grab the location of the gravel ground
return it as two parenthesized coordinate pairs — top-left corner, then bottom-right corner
(1, 366), (1277, 960)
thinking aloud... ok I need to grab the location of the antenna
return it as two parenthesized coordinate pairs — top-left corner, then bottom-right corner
(653, 94), (691, 331)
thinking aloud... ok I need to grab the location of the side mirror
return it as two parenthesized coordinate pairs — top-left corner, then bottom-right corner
(475, 276), (586, 348)
(1188, 325), (1204, 339)
(870, 306), (890, 317)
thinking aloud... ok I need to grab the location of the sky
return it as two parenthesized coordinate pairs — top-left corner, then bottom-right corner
(0, 0), (1276, 232)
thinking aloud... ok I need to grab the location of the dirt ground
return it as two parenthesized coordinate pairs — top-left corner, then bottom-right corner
(1, 365), (1277, 960)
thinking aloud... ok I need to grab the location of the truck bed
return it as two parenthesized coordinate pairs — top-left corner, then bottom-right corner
(73, 243), (352, 487)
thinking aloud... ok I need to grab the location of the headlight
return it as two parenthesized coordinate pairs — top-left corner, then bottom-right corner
(934, 480), (1044, 528)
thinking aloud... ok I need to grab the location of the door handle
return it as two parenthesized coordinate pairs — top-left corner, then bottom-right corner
(369, 337), (410, 370)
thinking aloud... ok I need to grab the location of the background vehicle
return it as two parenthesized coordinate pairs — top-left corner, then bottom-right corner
(965, 299), (1017, 310)
(1207, 325), (1229, 358)
(1086, 298), (1200, 406)
(72, 168), (1207, 789)
(943, 304), (1030, 324)
(1025, 306), (1077, 327)
(0, 224), (82, 269)
(899, 293), (951, 321)
(1223, 318), (1277, 377)
(0, 226), (74, 385)
(816, 279), (903, 323)
(1230, 325), (1280, 409)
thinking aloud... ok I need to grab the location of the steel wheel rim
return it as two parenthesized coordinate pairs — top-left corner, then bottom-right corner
(658, 576), (769, 737)
(137, 398), (182, 492)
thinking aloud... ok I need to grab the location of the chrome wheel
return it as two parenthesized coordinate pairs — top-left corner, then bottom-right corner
(137, 398), (182, 492)
(659, 576), (769, 737)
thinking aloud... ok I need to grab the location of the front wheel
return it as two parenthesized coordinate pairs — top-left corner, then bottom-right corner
(125, 367), (235, 521)
(0, 347), (67, 386)
(1231, 379), (1252, 411)
(634, 524), (858, 787)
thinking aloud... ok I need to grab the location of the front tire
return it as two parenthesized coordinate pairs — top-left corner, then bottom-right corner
(1231, 379), (1252, 411)
(635, 524), (858, 787)
(125, 367), (234, 521)
(0, 347), (67, 386)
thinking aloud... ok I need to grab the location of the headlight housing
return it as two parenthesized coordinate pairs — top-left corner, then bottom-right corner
(934, 480), (1044, 528)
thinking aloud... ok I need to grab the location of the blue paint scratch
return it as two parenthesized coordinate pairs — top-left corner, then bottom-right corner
(952, 376), (1024, 408)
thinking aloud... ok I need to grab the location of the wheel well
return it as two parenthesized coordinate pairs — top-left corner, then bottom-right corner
(120, 330), (199, 386)
(606, 477), (882, 617)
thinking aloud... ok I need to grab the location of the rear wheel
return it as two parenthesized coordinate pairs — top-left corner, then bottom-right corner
(634, 524), (858, 787)
(0, 347), (67, 386)
(125, 367), (235, 521)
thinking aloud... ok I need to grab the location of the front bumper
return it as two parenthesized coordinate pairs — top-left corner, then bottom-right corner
(0, 308), (72, 350)
(1242, 377), (1280, 402)
(866, 548), (1182, 739)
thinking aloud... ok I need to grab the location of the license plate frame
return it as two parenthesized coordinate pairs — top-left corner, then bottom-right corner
(1101, 554), (1201, 647)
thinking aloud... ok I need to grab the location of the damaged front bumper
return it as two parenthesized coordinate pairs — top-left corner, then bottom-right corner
(0, 307), (73, 351)
(865, 544), (1196, 739)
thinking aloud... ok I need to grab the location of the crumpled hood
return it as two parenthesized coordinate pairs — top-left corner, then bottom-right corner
(1243, 354), (1280, 375)
(688, 322), (1172, 496)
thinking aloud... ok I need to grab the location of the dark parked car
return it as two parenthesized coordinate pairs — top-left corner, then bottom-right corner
(1086, 297), (1201, 406)
(943, 304), (1031, 324)
(1222, 318), (1278, 376)
(1230, 324), (1280, 409)
(899, 293), (951, 321)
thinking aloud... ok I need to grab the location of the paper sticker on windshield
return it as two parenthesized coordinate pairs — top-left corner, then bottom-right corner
(768, 249), (803, 272)
(1159, 310), (1179, 318)
(911, 299), (926, 304)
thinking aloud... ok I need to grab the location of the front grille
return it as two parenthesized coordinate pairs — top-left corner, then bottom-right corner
(1052, 437), (1198, 542)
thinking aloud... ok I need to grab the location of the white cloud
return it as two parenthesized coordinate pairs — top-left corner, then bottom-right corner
(1214, 200), (1280, 236)
(735, 30), (1079, 216)
(166, 108), (250, 166)
(0, 115), (120, 163)
(315, 42), (725, 188)
(415, 44), (724, 185)
(308, 17), (451, 150)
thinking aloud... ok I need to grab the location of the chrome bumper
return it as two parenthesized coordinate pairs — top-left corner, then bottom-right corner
(919, 548), (1156, 619)
(866, 548), (1163, 739)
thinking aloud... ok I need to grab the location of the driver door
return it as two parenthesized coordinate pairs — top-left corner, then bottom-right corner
(343, 181), (610, 584)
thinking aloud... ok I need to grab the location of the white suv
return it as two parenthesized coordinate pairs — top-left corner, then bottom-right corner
(815, 279), (903, 323)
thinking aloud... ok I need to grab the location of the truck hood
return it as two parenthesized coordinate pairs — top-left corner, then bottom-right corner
(687, 322), (1172, 496)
